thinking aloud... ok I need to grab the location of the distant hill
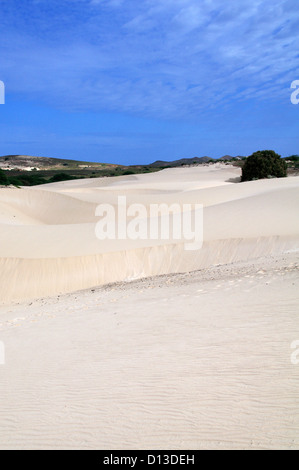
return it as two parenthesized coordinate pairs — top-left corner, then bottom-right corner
(149, 155), (245, 168)
(149, 156), (215, 168)
(219, 155), (244, 161)
(0, 154), (247, 174)
(0, 155), (119, 171)
(219, 155), (233, 161)
(0, 154), (161, 187)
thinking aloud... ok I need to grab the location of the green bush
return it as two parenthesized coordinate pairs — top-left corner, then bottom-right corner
(241, 150), (287, 182)
(49, 172), (76, 183)
(0, 169), (9, 186)
(0, 170), (78, 187)
(8, 173), (47, 186)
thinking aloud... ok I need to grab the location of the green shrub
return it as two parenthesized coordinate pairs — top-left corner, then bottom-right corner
(241, 150), (287, 182)
(8, 173), (47, 186)
(49, 172), (76, 183)
(0, 169), (9, 186)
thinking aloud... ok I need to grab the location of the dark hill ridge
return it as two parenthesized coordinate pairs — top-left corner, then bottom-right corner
(0, 155), (161, 186)
(149, 156), (214, 168)
(0, 153), (248, 173)
(0, 154), (244, 172)
(148, 155), (246, 167)
(0, 155), (118, 170)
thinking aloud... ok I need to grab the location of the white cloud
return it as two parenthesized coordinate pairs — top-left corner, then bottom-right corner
(1, 0), (298, 117)
(89, 0), (124, 6)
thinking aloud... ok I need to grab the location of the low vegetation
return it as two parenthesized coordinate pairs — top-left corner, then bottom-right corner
(241, 150), (287, 182)
(0, 166), (162, 187)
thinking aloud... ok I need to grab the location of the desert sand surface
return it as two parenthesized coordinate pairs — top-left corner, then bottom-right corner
(0, 163), (299, 449)
(0, 252), (298, 449)
(0, 164), (298, 304)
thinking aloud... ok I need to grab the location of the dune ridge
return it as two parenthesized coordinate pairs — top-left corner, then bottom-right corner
(0, 165), (298, 304)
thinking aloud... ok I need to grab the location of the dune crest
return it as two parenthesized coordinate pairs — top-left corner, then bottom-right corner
(0, 165), (298, 304)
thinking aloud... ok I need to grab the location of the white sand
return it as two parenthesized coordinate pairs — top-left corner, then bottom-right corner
(0, 164), (298, 303)
(0, 164), (298, 449)
(0, 253), (298, 449)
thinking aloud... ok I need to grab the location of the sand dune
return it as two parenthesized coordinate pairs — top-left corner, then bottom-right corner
(0, 164), (298, 449)
(0, 164), (298, 303)
(0, 252), (298, 449)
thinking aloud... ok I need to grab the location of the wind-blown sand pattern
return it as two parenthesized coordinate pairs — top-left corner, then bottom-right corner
(0, 164), (299, 449)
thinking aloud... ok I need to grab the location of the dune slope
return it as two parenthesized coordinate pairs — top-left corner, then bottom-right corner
(0, 164), (298, 304)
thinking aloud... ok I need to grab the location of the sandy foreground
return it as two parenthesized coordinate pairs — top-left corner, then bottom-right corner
(0, 253), (298, 449)
(0, 164), (299, 449)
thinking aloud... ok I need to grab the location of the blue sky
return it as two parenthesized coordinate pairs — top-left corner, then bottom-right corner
(0, 0), (298, 164)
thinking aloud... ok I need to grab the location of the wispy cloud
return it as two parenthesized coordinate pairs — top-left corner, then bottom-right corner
(0, 0), (298, 117)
